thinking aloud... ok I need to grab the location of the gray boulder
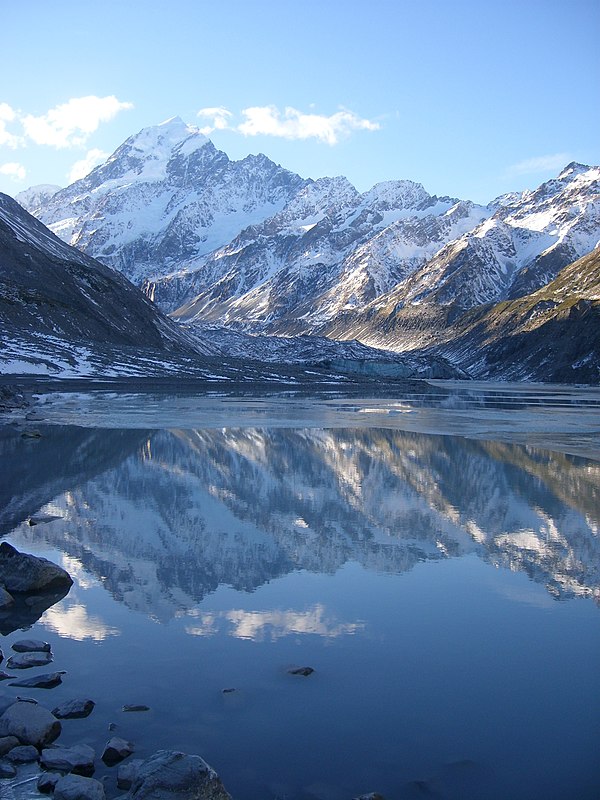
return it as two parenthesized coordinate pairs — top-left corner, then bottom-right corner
(123, 750), (231, 800)
(0, 734), (20, 755)
(41, 743), (95, 776)
(7, 650), (53, 669)
(117, 758), (144, 790)
(0, 700), (61, 746)
(102, 736), (134, 766)
(10, 670), (65, 689)
(54, 774), (106, 800)
(52, 698), (95, 719)
(0, 542), (73, 593)
(38, 772), (61, 793)
(0, 757), (17, 777)
(12, 639), (52, 653)
(6, 743), (39, 762)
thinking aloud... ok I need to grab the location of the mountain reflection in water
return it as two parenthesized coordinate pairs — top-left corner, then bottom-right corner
(3, 425), (599, 622)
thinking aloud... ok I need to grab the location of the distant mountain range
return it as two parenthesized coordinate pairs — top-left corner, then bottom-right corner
(8, 117), (600, 383)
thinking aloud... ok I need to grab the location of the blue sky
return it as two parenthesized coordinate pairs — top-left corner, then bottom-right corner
(1, 0), (598, 203)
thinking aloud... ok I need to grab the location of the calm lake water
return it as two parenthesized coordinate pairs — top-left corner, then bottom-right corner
(1, 384), (599, 800)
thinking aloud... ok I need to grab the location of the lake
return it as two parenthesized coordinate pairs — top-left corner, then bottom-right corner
(1, 382), (599, 800)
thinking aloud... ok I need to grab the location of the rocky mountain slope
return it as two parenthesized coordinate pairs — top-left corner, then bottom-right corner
(21, 117), (307, 289)
(1, 190), (461, 381)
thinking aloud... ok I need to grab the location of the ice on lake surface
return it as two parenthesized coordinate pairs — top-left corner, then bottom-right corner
(1, 383), (599, 800)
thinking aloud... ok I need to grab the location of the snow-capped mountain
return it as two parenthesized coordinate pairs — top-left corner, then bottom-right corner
(169, 181), (489, 330)
(30, 117), (307, 287)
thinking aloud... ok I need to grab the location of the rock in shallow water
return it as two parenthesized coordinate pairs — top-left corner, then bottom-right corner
(6, 743), (39, 763)
(9, 670), (65, 689)
(7, 650), (53, 669)
(12, 638), (52, 653)
(41, 743), (96, 776)
(38, 772), (61, 793)
(0, 757), (17, 778)
(123, 750), (231, 800)
(0, 735), (20, 756)
(54, 773), (106, 800)
(0, 700), (61, 746)
(117, 758), (144, 790)
(288, 666), (314, 676)
(102, 736), (134, 766)
(0, 587), (15, 610)
(0, 542), (73, 593)
(52, 698), (95, 719)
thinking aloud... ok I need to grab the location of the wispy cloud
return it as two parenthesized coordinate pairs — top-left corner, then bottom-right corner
(21, 95), (133, 149)
(196, 104), (380, 144)
(507, 153), (571, 177)
(0, 161), (26, 181)
(68, 148), (109, 182)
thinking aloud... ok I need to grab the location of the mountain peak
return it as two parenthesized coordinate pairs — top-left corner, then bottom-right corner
(557, 162), (591, 180)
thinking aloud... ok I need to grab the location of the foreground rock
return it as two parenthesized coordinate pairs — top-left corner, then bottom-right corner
(0, 586), (14, 609)
(7, 650), (53, 669)
(12, 638), (52, 653)
(123, 750), (231, 800)
(10, 670), (65, 689)
(41, 743), (96, 776)
(54, 773), (106, 800)
(102, 736), (134, 766)
(0, 699), (61, 746)
(117, 758), (144, 790)
(52, 698), (95, 719)
(0, 542), (73, 593)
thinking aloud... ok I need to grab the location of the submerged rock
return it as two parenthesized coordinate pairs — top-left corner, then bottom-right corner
(0, 700), (61, 746)
(0, 671), (16, 681)
(12, 638), (52, 653)
(0, 542), (73, 594)
(288, 666), (315, 676)
(54, 773), (106, 800)
(7, 650), (53, 669)
(102, 736), (134, 766)
(10, 670), (65, 689)
(122, 750), (231, 800)
(53, 698), (96, 719)
(122, 704), (149, 713)
(41, 743), (96, 776)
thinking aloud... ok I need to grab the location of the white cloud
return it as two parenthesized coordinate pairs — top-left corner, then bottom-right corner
(507, 153), (571, 177)
(195, 104), (380, 144)
(68, 147), (109, 182)
(196, 106), (233, 135)
(0, 102), (22, 148)
(0, 161), (26, 181)
(21, 95), (133, 149)
(238, 105), (380, 145)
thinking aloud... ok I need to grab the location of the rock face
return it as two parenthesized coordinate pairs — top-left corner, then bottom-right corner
(54, 773), (106, 800)
(0, 542), (72, 593)
(123, 750), (231, 800)
(0, 699), (61, 746)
